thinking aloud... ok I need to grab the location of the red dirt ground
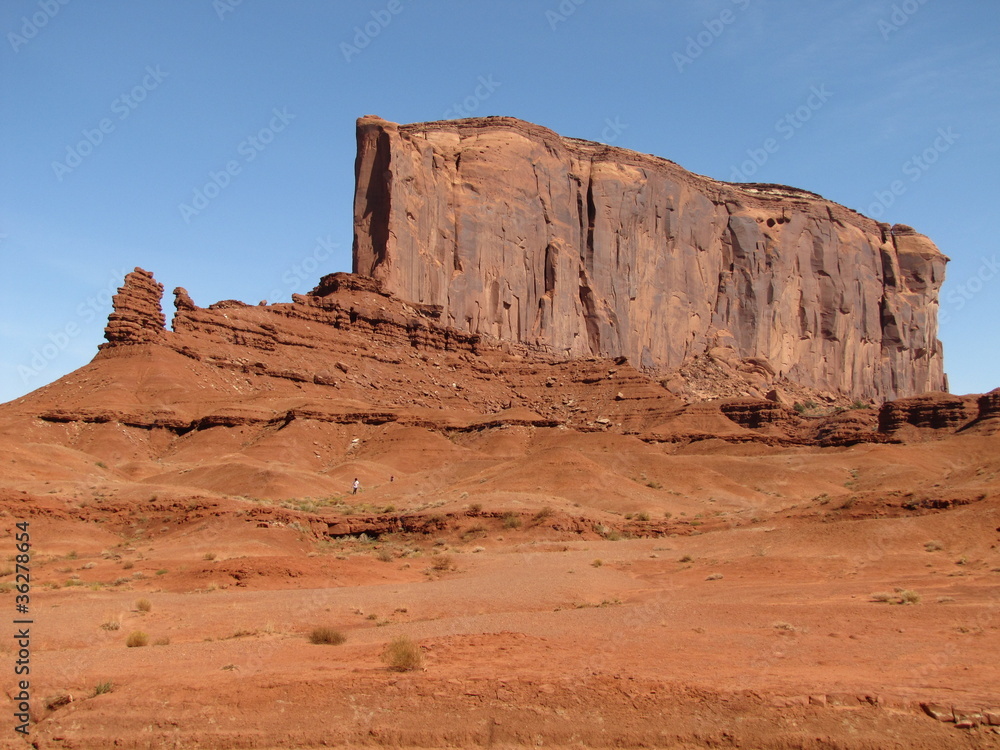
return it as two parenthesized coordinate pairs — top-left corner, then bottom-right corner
(0, 334), (998, 748)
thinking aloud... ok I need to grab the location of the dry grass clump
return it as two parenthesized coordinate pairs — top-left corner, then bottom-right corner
(430, 554), (453, 572)
(100, 614), (122, 631)
(924, 540), (943, 552)
(135, 598), (152, 613)
(871, 589), (921, 605)
(126, 631), (148, 648)
(532, 506), (554, 523)
(501, 512), (522, 529)
(382, 636), (422, 671)
(309, 627), (346, 645)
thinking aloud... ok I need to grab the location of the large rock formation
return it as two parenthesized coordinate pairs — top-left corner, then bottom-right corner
(100, 267), (166, 348)
(353, 115), (948, 401)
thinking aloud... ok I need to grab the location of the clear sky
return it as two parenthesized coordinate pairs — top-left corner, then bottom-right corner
(1, 0), (997, 403)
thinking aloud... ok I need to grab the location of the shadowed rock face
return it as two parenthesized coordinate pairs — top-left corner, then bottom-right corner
(353, 115), (948, 401)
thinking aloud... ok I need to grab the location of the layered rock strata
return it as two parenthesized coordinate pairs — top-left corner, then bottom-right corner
(353, 115), (948, 401)
(100, 267), (166, 347)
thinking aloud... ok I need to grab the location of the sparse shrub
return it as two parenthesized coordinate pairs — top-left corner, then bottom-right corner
(93, 681), (113, 696)
(100, 617), (121, 631)
(122, 561), (134, 570)
(376, 548), (394, 563)
(793, 402), (805, 414)
(95, 461), (107, 469)
(636, 512), (651, 522)
(126, 631), (148, 648)
(203, 552), (217, 561)
(924, 540), (943, 552)
(309, 627), (346, 645)
(646, 481), (662, 490)
(155, 569), (167, 576)
(136, 598), (152, 613)
(871, 590), (921, 605)
(467, 503), (482, 516)
(705, 573), (723, 581)
(431, 554), (453, 571)
(154, 637), (170, 646)
(382, 636), (422, 671)
(532, 506), (553, 523)
(591, 559), (603, 568)
(66, 551), (78, 560)
(679, 555), (693, 563)
(501, 512), (521, 529)
(772, 622), (796, 632)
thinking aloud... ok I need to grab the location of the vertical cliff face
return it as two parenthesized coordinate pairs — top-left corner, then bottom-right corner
(353, 115), (948, 401)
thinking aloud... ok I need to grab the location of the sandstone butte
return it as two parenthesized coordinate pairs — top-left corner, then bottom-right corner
(354, 115), (948, 403)
(3, 118), (1000, 750)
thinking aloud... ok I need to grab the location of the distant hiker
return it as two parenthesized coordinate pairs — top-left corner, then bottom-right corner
(352, 478), (360, 495)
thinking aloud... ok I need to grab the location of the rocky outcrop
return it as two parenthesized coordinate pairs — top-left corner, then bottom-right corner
(977, 388), (1000, 420)
(100, 267), (166, 348)
(878, 392), (977, 433)
(353, 115), (948, 402)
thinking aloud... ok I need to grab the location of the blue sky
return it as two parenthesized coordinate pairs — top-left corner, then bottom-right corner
(1, 0), (997, 402)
